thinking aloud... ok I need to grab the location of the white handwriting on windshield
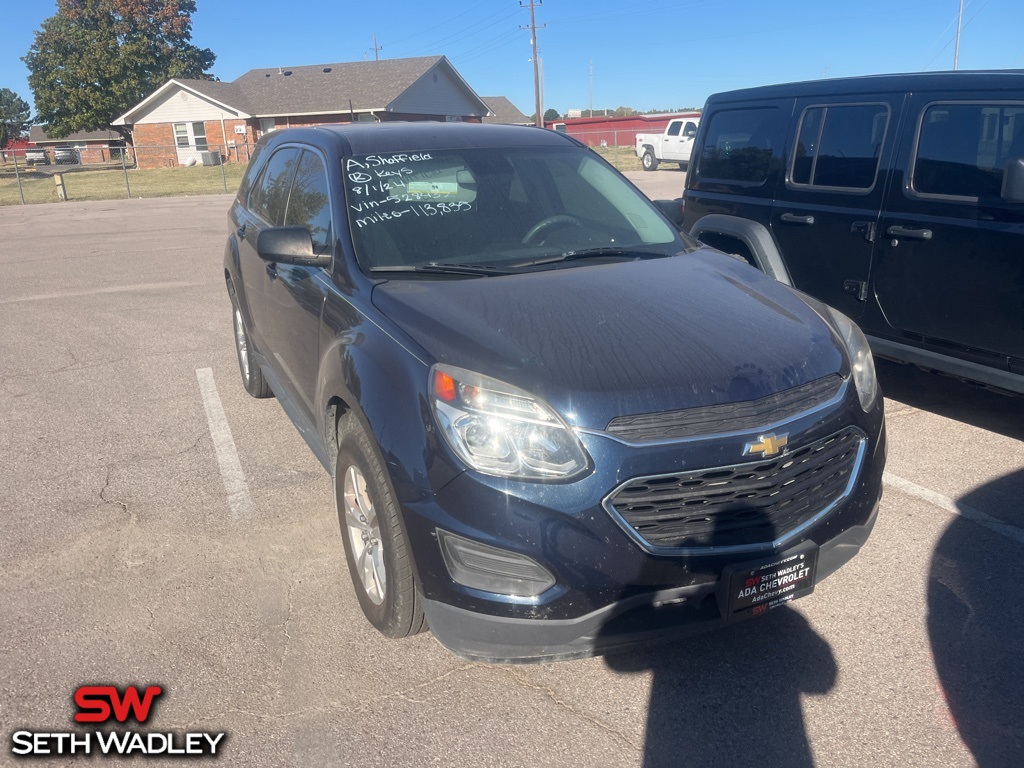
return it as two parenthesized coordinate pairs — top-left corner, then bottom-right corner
(346, 153), (432, 169)
(355, 201), (471, 227)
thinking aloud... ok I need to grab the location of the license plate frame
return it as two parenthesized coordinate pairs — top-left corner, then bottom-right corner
(720, 547), (819, 622)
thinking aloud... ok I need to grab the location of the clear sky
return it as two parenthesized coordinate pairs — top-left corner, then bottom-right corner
(3, 0), (1023, 120)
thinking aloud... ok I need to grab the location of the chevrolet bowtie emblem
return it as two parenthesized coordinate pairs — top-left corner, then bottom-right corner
(744, 432), (789, 458)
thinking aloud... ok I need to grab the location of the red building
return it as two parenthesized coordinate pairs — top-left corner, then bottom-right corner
(545, 112), (701, 147)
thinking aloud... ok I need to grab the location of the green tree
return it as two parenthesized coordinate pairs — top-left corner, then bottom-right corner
(0, 88), (31, 148)
(23, 0), (215, 139)
(543, 108), (560, 122)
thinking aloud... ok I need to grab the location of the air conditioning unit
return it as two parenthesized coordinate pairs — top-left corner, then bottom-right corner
(199, 150), (221, 166)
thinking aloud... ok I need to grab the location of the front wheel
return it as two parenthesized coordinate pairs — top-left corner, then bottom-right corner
(336, 412), (426, 638)
(642, 149), (659, 171)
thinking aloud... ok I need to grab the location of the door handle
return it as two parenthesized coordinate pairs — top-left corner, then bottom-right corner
(265, 262), (278, 280)
(236, 223), (246, 239)
(886, 225), (932, 240)
(780, 213), (815, 225)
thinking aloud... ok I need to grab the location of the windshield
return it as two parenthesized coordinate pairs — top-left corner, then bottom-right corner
(342, 146), (691, 273)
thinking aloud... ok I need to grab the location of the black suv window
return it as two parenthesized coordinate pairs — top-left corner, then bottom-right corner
(250, 147), (300, 225)
(791, 104), (888, 190)
(697, 107), (783, 184)
(285, 150), (333, 253)
(912, 102), (1024, 199)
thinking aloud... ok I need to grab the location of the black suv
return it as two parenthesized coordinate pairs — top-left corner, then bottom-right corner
(225, 122), (885, 662)
(681, 71), (1024, 394)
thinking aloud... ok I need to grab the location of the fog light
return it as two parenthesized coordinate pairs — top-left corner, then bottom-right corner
(438, 530), (556, 597)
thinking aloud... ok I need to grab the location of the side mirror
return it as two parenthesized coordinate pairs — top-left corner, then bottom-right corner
(256, 226), (329, 266)
(654, 198), (686, 227)
(683, 126), (697, 139)
(1002, 158), (1024, 203)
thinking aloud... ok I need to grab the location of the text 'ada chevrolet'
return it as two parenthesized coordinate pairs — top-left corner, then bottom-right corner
(224, 122), (885, 662)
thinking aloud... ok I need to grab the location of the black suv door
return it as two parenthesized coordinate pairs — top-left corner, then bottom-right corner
(770, 96), (904, 318)
(238, 146), (301, 353)
(260, 148), (334, 416)
(875, 96), (1024, 365)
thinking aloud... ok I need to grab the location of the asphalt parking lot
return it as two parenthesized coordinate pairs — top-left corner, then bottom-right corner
(2, 185), (1022, 767)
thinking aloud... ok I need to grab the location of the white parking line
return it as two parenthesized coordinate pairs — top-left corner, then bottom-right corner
(0, 281), (207, 304)
(196, 367), (254, 520)
(884, 472), (1024, 545)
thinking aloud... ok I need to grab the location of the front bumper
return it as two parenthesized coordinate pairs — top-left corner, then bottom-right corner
(421, 501), (878, 663)
(397, 391), (886, 663)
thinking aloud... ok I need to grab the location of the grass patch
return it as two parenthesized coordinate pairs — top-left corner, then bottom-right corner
(0, 163), (248, 206)
(588, 145), (643, 173)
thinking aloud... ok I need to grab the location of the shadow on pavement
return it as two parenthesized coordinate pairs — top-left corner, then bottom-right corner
(875, 359), (1024, 441)
(604, 609), (835, 768)
(600, 505), (836, 766)
(928, 468), (1024, 766)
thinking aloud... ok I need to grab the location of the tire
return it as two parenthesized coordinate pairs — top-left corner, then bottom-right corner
(335, 412), (426, 638)
(228, 284), (273, 398)
(642, 149), (659, 171)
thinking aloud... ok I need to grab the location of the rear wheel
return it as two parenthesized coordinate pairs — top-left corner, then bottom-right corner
(335, 412), (426, 638)
(228, 284), (272, 398)
(642, 149), (659, 171)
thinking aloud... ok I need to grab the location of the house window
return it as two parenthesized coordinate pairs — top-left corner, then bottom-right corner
(259, 118), (276, 134)
(174, 123), (189, 148)
(173, 122), (208, 151)
(192, 122), (208, 151)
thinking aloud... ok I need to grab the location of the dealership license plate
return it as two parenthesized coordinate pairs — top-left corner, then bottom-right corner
(722, 548), (819, 622)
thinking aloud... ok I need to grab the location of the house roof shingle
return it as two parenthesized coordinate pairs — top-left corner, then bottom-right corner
(481, 96), (531, 125)
(233, 56), (446, 115)
(115, 55), (488, 126)
(29, 126), (122, 144)
(173, 78), (254, 114)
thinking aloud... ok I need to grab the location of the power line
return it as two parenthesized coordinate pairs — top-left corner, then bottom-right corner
(393, 6), (521, 58)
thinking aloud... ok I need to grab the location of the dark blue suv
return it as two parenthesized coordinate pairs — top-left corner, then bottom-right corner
(224, 122), (885, 662)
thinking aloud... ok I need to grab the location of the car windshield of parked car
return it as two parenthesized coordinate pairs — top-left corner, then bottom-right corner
(343, 146), (689, 273)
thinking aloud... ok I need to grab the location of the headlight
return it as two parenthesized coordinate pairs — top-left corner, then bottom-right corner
(827, 307), (878, 411)
(430, 364), (590, 480)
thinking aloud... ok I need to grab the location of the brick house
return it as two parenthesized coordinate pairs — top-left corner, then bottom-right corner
(27, 126), (127, 165)
(113, 56), (491, 169)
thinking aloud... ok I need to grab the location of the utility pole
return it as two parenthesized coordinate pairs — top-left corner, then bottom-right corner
(371, 33), (382, 62)
(520, 1), (545, 126)
(589, 60), (594, 116)
(953, 0), (964, 70)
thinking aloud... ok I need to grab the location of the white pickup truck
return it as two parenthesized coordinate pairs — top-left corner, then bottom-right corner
(635, 117), (700, 171)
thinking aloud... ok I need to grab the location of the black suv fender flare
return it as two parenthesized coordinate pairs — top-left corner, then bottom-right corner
(687, 214), (792, 286)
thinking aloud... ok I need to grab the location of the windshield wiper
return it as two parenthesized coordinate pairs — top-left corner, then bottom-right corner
(369, 261), (512, 277)
(508, 247), (675, 269)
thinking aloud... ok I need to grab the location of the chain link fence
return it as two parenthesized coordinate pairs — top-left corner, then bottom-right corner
(0, 131), (656, 207)
(558, 129), (644, 172)
(0, 143), (251, 206)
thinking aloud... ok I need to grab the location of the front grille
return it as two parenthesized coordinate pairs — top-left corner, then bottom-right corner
(605, 374), (844, 442)
(606, 426), (865, 551)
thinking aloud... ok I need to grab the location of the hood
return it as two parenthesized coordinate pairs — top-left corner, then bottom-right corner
(371, 251), (846, 430)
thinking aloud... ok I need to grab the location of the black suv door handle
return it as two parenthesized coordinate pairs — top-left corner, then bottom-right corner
(780, 213), (815, 225)
(887, 225), (932, 240)
(265, 262), (278, 280)
(236, 222), (247, 239)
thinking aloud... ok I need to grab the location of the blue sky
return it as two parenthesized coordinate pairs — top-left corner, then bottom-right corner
(3, 0), (1023, 119)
